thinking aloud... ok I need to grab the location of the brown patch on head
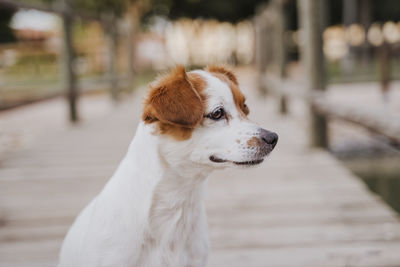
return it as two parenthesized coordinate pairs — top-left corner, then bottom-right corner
(207, 65), (239, 85)
(247, 136), (261, 148)
(142, 66), (207, 140)
(206, 65), (249, 117)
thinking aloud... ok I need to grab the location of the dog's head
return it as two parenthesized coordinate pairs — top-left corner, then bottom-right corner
(142, 65), (278, 170)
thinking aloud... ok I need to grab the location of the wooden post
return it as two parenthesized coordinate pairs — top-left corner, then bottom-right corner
(61, 0), (78, 122)
(297, 0), (328, 148)
(127, 21), (135, 89)
(254, 9), (268, 94)
(255, 5), (281, 95)
(359, 0), (372, 67)
(275, 0), (288, 114)
(379, 42), (390, 103)
(105, 13), (119, 102)
(341, 0), (357, 74)
(126, 4), (139, 90)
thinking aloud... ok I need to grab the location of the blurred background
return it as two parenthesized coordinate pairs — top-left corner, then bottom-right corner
(1, 0), (400, 266)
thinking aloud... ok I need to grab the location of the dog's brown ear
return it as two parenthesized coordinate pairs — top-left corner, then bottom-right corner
(143, 66), (204, 128)
(207, 65), (238, 86)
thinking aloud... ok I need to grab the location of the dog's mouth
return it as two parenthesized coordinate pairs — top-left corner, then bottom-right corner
(209, 155), (264, 166)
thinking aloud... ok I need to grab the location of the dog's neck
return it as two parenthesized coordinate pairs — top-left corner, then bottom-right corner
(147, 168), (207, 240)
(125, 123), (209, 232)
(126, 122), (210, 181)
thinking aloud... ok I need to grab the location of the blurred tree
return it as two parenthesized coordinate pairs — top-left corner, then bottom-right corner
(373, 0), (400, 22)
(69, 0), (126, 16)
(141, 0), (400, 27)
(0, 9), (16, 43)
(14, 0), (132, 17)
(142, 0), (271, 22)
(327, 0), (400, 26)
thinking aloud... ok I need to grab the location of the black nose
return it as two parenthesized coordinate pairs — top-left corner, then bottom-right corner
(260, 129), (278, 148)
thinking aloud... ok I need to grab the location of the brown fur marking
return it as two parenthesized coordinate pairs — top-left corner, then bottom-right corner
(207, 65), (239, 85)
(247, 136), (260, 148)
(142, 66), (207, 140)
(207, 66), (249, 117)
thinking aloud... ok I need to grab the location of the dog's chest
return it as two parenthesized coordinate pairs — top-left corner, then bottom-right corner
(137, 184), (209, 267)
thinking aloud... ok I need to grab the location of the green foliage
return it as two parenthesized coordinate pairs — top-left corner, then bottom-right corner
(327, 0), (400, 26)
(0, 9), (16, 43)
(70, 0), (127, 16)
(143, 0), (270, 22)
(20, 0), (129, 16)
(373, 0), (400, 22)
(4, 53), (59, 81)
(143, 0), (400, 25)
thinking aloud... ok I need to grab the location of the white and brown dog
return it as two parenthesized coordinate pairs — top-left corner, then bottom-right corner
(59, 66), (278, 267)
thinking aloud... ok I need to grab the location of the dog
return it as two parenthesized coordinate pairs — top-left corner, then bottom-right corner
(58, 65), (278, 267)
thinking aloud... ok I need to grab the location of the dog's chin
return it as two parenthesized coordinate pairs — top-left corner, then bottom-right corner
(209, 155), (265, 167)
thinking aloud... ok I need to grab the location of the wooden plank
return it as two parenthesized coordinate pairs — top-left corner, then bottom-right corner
(207, 204), (398, 227)
(208, 243), (400, 267)
(0, 239), (60, 267)
(209, 222), (400, 249)
(0, 223), (69, 243)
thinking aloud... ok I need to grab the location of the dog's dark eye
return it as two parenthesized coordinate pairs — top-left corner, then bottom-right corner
(207, 107), (225, 120)
(243, 103), (249, 115)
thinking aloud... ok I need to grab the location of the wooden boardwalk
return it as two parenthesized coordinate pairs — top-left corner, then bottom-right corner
(1, 69), (400, 267)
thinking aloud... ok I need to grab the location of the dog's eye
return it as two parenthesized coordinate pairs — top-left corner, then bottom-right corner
(243, 103), (249, 115)
(207, 107), (225, 120)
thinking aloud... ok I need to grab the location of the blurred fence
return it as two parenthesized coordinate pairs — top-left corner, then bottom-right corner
(0, 20), (131, 106)
(255, 1), (400, 85)
(0, 0), (135, 121)
(255, 0), (400, 148)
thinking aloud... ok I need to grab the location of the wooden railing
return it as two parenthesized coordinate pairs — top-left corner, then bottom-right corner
(263, 74), (400, 146)
(254, 0), (400, 148)
(0, 0), (136, 122)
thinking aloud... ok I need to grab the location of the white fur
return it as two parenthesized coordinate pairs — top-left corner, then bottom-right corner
(59, 71), (274, 267)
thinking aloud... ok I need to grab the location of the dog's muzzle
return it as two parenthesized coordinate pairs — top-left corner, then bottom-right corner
(209, 128), (278, 166)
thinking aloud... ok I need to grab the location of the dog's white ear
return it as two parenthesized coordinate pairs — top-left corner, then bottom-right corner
(143, 66), (204, 128)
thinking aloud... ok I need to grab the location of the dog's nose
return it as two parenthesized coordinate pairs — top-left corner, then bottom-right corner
(260, 129), (278, 148)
